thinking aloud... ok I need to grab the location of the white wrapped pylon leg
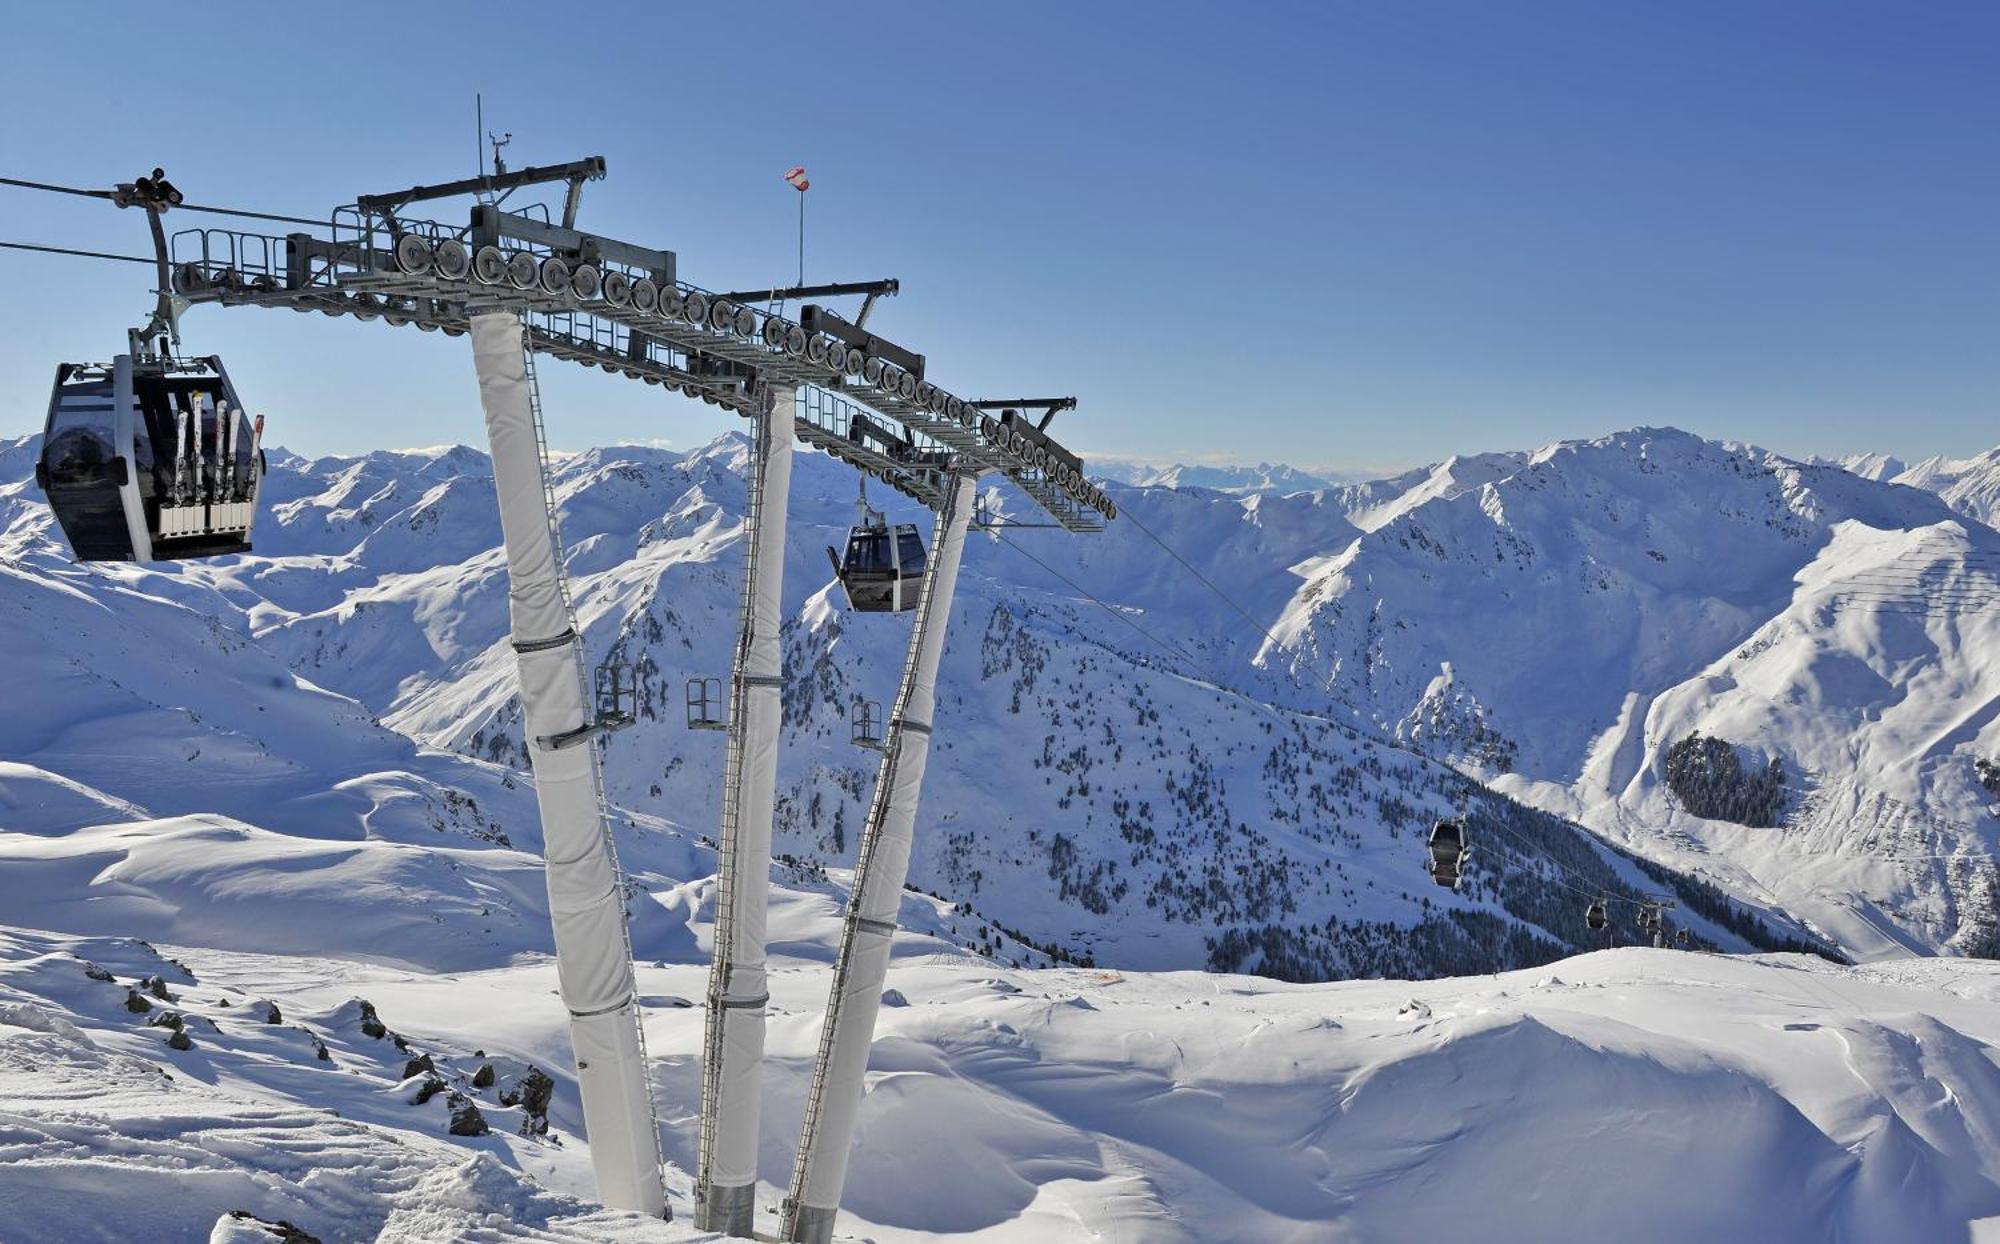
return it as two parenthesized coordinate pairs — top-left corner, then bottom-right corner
(469, 311), (665, 1218)
(784, 472), (978, 1244)
(696, 384), (797, 1236)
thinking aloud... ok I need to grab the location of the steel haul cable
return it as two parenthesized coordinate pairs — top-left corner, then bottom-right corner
(0, 241), (152, 264)
(994, 516), (1650, 909)
(1, 175), (327, 228)
(0, 176), (111, 201)
(1118, 500), (1296, 656)
(987, 528), (1205, 670)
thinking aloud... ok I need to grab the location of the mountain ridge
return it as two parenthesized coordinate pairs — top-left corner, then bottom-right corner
(0, 426), (1826, 983)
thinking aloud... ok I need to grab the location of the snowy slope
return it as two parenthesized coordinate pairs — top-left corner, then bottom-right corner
(0, 928), (686, 1244)
(12, 422), (2000, 1238)
(8, 921), (2000, 1242)
(1084, 457), (1353, 494)
(0, 430), (1812, 984)
(1812, 450), (1906, 482)
(1607, 519), (2000, 960)
(1253, 428), (2000, 959)
(1822, 445), (2000, 527)
(1892, 448), (2000, 528)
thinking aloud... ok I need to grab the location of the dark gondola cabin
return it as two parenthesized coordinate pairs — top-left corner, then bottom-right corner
(1587, 900), (1609, 931)
(36, 354), (264, 562)
(827, 515), (925, 612)
(1427, 817), (1467, 889)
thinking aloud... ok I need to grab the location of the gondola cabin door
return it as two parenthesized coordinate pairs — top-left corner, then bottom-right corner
(37, 363), (140, 559)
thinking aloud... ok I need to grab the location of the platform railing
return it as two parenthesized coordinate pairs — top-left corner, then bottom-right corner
(168, 212), (1114, 529)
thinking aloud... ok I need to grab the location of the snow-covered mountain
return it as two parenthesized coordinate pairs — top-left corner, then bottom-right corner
(1890, 448), (2000, 529)
(942, 427), (2000, 965)
(1251, 428), (2000, 961)
(1, 429), (1817, 990)
(14, 421), (1992, 970)
(1084, 456), (1354, 494)
(1817, 446), (2000, 527)
(9, 421), (2000, 1240)
(1814, 450), (1907, 482)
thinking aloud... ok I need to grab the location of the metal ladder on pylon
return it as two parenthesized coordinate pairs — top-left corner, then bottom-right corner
(519, 331), (667, 1183)
(696, 381), (771, 1197)
(523, 342), (578, 625)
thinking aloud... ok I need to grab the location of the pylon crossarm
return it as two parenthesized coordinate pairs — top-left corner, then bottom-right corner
(159, 158), (1111, 529)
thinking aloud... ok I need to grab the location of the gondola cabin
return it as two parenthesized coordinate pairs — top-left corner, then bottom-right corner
(35, 354), (264, 562)
(1427, 817), (1467, 889)
(827, 515), (925, 613)
(1586, 900), (1608, 931)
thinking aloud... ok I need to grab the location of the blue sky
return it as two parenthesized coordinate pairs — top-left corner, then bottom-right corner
(2, 2), (1994, 472)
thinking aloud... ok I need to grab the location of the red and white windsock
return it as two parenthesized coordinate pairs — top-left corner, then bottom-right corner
(784, 166), (810, 192)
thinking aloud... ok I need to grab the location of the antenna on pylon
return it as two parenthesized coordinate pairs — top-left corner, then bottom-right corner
(784, 165), (809, 286)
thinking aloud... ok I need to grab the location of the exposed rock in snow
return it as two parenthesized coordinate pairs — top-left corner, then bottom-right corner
(447, 1092), (491, 1138)
(210, 1212), (323, 1244)
(501, 1066), (557, 1137)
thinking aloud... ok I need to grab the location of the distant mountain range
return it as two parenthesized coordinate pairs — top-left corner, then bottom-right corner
(1249, 429), (2000, 960)
(1, 427), (1832, 987)
(1819, 448), (2000, 527)
(6, 421), (1997, 975)
(1085, 457), (1364, 494)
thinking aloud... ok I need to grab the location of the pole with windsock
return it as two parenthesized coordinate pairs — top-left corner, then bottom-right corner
(784, 165), (809, 286)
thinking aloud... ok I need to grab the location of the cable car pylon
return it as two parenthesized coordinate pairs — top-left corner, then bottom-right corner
(468, 310), (666, 1216)
(7, 155), (1114, 1234)
(694, 380), (797, 1235)
(784, 472), (979, 1244)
